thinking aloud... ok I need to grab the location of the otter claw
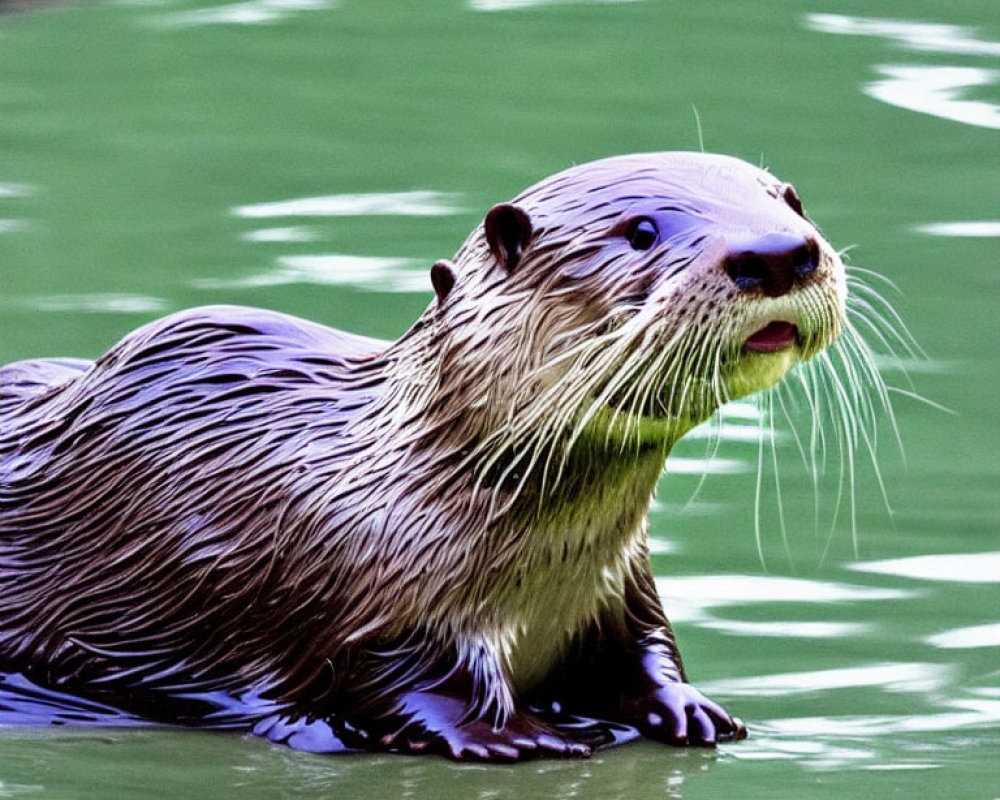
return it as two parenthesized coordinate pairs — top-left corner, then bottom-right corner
(722, 716), (748, 743)
(623, 683), (745, 747)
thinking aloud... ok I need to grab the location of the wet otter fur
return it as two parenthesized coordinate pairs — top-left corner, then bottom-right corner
(0, 152), (846, 760)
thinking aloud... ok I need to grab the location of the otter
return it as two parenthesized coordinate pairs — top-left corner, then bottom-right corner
(0, 152), (847, 761)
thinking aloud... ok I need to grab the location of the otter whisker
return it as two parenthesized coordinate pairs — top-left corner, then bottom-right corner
(766, 390), (794, 567)
(839, 322), (902, 451)
(845, 270), (924, 358)
(772, 376), (818, 500)
(846, 293), (920, 358)
(753, 391), (770, 570)
(830, 331), (897, 515)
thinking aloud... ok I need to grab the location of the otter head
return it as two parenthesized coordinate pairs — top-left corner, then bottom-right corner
(427, 152), (846, 448)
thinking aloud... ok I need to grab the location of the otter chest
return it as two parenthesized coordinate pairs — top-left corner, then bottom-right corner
(498, 518), (648, 693)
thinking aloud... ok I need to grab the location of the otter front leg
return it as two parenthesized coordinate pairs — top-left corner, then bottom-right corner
(351, 635), (593, 762)
(613, 553), (746, 746)
(617, 628), (746, 746)
(376, 687), (593, 761)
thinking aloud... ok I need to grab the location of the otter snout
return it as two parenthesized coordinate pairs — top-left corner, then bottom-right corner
(723, 232), (819, 298)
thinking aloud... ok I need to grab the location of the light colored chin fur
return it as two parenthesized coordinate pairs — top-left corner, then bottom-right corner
(576, 404), (692, 449)
(572, 346), (802, 450)
(723, 346), (801, 401)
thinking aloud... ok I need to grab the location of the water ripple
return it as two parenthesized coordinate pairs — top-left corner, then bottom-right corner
(806, 14), (1000, 129)
(849, 551), (1000, 583)
(234, 191), (464, 218)
(656, 574), (911, 624)
(0, 219), (30, 235)
(761, 698), (1000, 737)
(683, 422), (770, 443)
(914, 220), (1000, 238)
(0, 182), (35, 199)
(663, 457), (749, 475)
(155, 0), (334, 28)
(13, 294), (169, 314)
(737, 698), (1000, 769)
(193, 255), (426, 292)
(699, 620), (872, 639)
(240, 226), (318, 243)
(703, 662), (952, 696)
(469, 0), (642, 12)
(925, 622), (1000, 649)
(866, 65), (1000, 130)
(806, 13), (1000, 57)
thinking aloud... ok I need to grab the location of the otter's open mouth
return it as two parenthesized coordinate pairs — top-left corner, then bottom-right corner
(744, 321), (798, 353)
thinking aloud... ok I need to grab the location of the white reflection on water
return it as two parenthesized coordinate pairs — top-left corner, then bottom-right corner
(241, 226), (318, 243)
(194, 255), (425, 293)
(0, 183), (33, 235)
(660, 401), (765, 473)
(717, 401), (761, 420)
(469, 0), (642, 12)
(806, 13), (1000, 57)
(738, 698), (1000, 769)
(866, 65), (1000, 130)
(234, 191), (463, 218)
(663, 457), (748, 475)
(805, 14), (1000, 130)
(0, 182), (35, 199)
(647, 537), (676, 555)
(914, 221), (1000, 238)
(16, 294), (169, 314)
(925, 622), (1000, 649)
(761, 698), (1000, 737)
(0, 219), (30, 234)
(211, 190), (466, 293)
(652, 408), (762, 492)
(156, 0), (333, 28)
(648, 499), (726, 515)
(699, 620), (871, 638)
(655, 574), (910, 624)
(683, 423), (769, 443)
(703, 662), (951, 696)
(849, 551), (1000, 583)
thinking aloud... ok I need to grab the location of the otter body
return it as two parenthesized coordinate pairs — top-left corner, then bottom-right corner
(0, 153), (846, 760)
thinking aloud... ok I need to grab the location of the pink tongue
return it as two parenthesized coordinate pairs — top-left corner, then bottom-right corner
(745, 321), (797, 353)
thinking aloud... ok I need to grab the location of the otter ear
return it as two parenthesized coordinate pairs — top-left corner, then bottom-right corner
(484, 203), (533, 274)
(430, 259), (456, 304)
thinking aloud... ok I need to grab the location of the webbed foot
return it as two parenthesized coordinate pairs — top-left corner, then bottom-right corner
(621, 682), (746, 747)
(377, 689), (593, 762)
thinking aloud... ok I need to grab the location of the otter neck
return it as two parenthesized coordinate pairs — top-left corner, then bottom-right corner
(374, 311), (706, 507)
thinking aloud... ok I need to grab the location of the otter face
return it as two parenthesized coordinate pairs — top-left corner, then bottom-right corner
(442, 152), (846, 445)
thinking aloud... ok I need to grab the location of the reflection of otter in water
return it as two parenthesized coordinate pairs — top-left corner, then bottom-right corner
(1, 153), (847, 760)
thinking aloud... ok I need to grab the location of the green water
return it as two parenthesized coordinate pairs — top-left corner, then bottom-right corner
(1, 0), (998, 797)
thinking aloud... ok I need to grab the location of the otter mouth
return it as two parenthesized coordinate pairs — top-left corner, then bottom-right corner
(744, 320), (798, 353)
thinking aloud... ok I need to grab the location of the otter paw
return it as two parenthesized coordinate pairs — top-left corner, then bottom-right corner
(405, 715), (593, 762)
(621, 683), (746, 747)
(378, 692), (592, 762)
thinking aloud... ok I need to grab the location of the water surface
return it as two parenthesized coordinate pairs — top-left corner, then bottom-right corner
(1, 1), (997, 797)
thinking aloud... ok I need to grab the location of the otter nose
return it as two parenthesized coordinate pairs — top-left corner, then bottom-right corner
(724, 233), (819, 298)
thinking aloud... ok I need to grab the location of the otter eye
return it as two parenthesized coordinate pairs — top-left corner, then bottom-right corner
(628, 218), (658, 251)
(782, 184), (805, 218)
